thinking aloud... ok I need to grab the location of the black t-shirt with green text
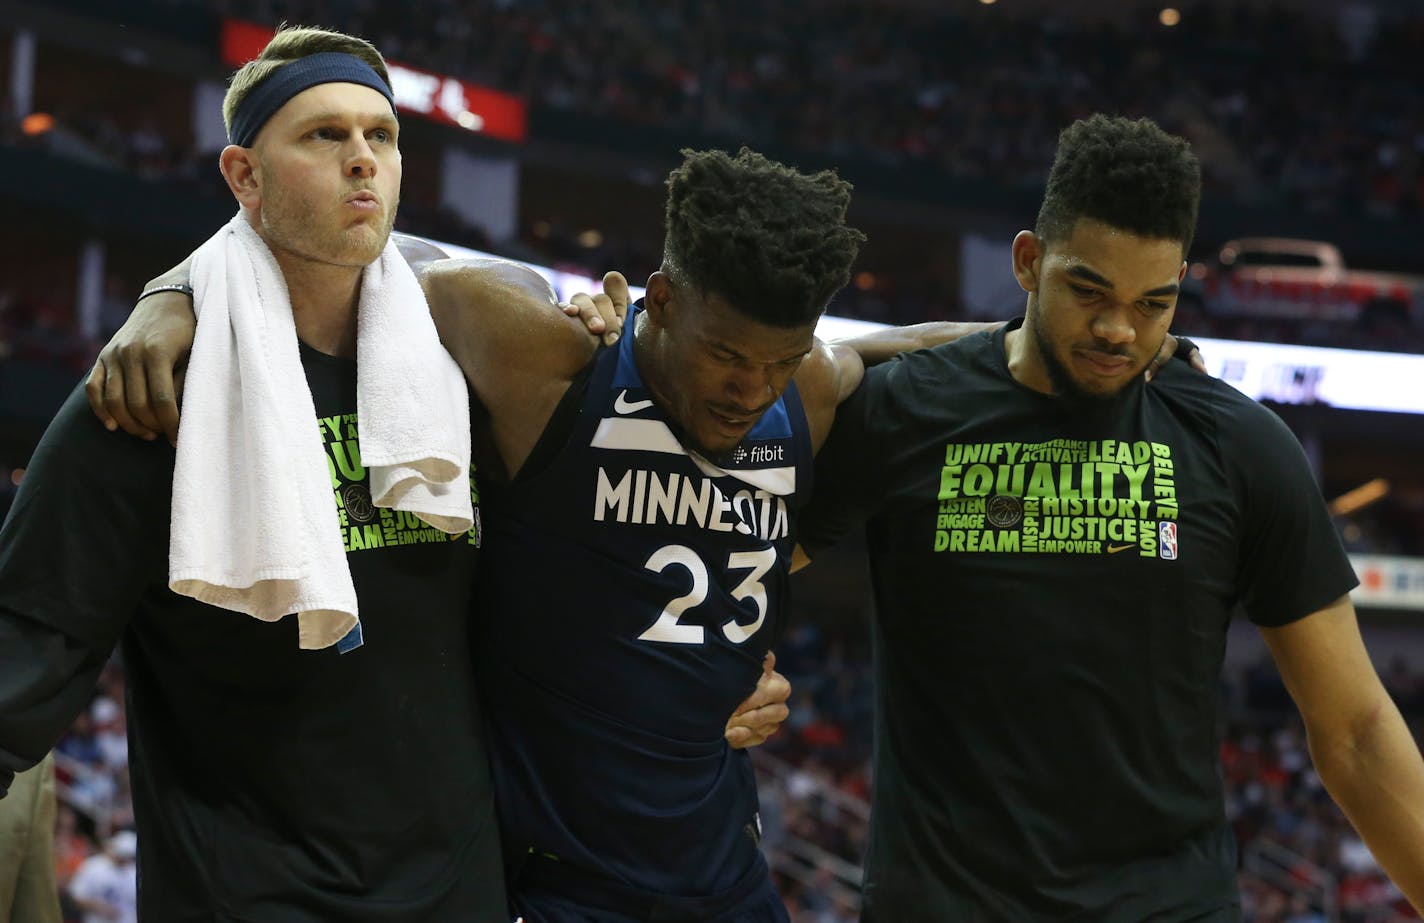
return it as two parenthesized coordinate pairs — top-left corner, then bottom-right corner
(0, 345), (505, 921)
(798, 320), (1357, 923)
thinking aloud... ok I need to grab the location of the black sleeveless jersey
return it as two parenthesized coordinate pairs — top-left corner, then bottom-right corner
(475, 319), (812, 904)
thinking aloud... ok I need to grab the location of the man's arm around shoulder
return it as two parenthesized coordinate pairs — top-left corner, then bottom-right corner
(836, 321), (1001, 368)
(793, 341), (865, 455)
(420, 259), (617, 477)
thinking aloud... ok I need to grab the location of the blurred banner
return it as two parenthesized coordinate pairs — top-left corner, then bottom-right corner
(220, 20), (528, 142)
(1351, 555), (1424, 610)
(432, 238), (1424, 415)
(1193, 335), (1424, 416)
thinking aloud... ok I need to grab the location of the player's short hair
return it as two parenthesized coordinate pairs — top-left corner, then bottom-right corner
(222, 25), (390, 139)
(662, 148), (866, 328)
(1035, 115), (1201, 255)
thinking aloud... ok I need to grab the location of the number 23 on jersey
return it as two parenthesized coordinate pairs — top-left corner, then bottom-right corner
(637, 545), (777, 645)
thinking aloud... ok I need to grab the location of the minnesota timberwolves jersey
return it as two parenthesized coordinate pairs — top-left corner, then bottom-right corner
(475, 314), (813, 908)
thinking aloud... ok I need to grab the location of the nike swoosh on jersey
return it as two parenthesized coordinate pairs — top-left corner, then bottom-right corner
(1107, 543), (1135, 554)
(613, 390), (655, 414)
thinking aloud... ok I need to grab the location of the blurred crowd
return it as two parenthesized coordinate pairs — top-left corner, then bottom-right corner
(8, 0), (1424, 349)
(40, 662), (138, 923)
(210, 0), (1424, 219)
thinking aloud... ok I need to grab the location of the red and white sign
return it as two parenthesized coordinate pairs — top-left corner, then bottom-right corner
(221, 20), (527, 142)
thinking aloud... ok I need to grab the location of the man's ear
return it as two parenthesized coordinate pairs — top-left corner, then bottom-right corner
(219, 144), (262, 210)
(643, 271), (673, 329)
(1011, 230), (1044, 295)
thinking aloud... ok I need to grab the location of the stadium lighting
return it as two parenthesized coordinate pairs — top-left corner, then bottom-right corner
(1330, 479), (1391, 517)
(20, 113), (54, 136)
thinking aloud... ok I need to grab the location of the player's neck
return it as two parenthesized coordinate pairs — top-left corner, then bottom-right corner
(274, 253), (363, 359)
(1004, 317), (1053, 395)
(630, 312), (676, 412)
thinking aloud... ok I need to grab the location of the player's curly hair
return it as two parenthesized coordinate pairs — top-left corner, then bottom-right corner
(662, 148), (866, 328)
(1036, 115), (1201, 254)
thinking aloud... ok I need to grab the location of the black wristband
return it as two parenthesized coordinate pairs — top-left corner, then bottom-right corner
(137, 283), (194, 303)
(1173, 336), (1200, 362)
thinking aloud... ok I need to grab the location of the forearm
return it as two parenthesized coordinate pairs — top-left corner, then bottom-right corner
(1311, 702), (1424, 909)
(837, 321), (999, 367)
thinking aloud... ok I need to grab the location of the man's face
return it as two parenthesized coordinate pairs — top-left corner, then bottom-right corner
(249, 82), (401, 268)
(647, 281), (816, 457)
(1022, 219), (1186, 402)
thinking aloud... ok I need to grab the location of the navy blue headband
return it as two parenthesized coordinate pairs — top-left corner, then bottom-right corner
(228, 52), (396, 147)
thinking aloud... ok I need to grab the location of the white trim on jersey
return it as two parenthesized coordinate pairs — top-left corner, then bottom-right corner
(590, 417), (797, 496)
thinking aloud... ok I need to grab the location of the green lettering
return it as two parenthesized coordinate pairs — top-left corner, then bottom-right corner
(963, 464), (994, 497)
(332, 440), (365, 482)
(1122, 464), (1149, 502)
(1027, 463), (1055, 498)
(938, 465), (964, 500)
(1079, 463), (1097, 499)
(1095, 463), (1120, 497)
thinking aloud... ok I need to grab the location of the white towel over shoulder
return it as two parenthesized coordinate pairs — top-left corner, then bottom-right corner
(169, 212), (472, 650)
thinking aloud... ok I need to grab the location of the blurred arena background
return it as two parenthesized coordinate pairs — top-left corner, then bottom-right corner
(2, 0), (1423, 919)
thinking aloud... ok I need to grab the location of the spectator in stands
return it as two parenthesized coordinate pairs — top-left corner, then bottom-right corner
(51, 804), (94, 896)
(67, 830), (136, 923)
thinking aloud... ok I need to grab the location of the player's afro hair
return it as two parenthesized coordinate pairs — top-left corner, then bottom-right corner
(1036, 115), (1201, 253)
(662, 147), (866, 328)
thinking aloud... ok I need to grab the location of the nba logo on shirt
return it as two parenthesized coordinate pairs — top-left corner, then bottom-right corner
(1159, 521), (1178, 560)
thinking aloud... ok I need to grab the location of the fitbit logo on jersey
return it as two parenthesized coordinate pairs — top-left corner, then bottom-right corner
(731, 442), (786, 465)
